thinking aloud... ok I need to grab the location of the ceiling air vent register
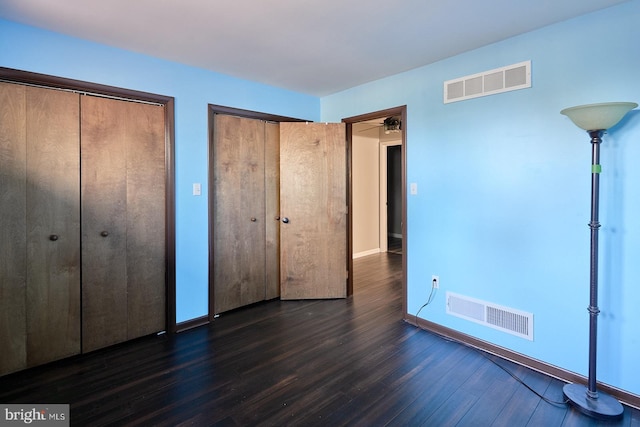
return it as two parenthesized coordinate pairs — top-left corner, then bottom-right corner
(444, 60), (531, 104)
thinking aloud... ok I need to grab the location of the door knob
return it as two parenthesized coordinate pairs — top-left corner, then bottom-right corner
(282, 217), (289, 224)
(100, 231), (109, 237)
(49, 234), (59, 241)
(250, 217), (257, 222)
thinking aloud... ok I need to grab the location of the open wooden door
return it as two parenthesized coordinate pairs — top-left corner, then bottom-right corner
(279, 122), (347, 299)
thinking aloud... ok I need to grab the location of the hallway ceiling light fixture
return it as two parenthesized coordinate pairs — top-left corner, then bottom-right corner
(383, 117), (401, 134)
(560, 101), (637, 421)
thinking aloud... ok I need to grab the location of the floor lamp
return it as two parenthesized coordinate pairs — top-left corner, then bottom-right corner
(560, 101), (637, 420)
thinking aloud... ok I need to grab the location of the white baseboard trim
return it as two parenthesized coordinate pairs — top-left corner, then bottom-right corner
(353, 248), (381, 259)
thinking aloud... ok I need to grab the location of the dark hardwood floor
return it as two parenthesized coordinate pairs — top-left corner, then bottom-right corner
(1, 253), (639, 426)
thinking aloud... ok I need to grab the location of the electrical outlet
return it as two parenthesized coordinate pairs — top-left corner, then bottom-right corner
(431, 275), (440, 289)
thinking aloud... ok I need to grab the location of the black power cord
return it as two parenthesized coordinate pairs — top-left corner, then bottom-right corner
(413, 277), (568, 407)
(436, 337), (570, 406)
(415, 278), (438, 325)
(475, 348), (570, 407)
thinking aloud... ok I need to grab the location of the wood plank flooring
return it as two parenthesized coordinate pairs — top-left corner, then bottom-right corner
(1, 252), (639, 426)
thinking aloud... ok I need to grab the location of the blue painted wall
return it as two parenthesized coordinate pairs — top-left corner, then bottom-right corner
(0, 19), (320, 323)
(322, 1), (640, 396)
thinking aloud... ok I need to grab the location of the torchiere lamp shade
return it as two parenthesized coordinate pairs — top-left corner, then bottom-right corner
(561, 102), (637, 131)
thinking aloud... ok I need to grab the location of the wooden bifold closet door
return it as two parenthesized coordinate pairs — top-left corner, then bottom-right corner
(212, 114), (280, 314)
(0, 81), (167, 375)
(81, 95), (166, 353)
(0, 83), (81, 374)
(211, 116), (348, 313)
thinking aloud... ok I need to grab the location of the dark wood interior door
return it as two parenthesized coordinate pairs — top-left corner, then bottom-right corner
(81, 96), (166, 352)
(213, 114), (268, 313)
(279, 122), (347, 299)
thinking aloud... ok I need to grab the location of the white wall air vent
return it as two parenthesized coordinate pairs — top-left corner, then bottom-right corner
(446, 292), (533, 340)
(444, 60), (531, 104)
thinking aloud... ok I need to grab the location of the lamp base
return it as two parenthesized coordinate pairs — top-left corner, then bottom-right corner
(563, 383), (624, 420)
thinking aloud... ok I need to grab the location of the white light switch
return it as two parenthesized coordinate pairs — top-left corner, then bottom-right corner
(193, 183), (202, 196)
(410, 182), (418, 195)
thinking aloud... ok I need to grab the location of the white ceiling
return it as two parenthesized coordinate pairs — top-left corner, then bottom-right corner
(0, 0), (629, 96)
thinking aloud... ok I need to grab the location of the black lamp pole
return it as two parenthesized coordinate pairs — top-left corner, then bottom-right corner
(587, 130), (603, 398)
(562, 130), (624, 420)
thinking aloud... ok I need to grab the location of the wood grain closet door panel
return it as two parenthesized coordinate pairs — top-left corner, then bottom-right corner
(264, 121), (280, 300)
(125, 101), (166, 339)
(81, 96), (128, 352)
(213, 114), (266, 313)
(25, 86), (81, 366)
(81, 96), (166, 352)
(0, 82), (28, 375)
(279, 122), (347, 300)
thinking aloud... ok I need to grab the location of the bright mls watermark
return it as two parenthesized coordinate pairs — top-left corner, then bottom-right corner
(1, 405), (69, 426)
